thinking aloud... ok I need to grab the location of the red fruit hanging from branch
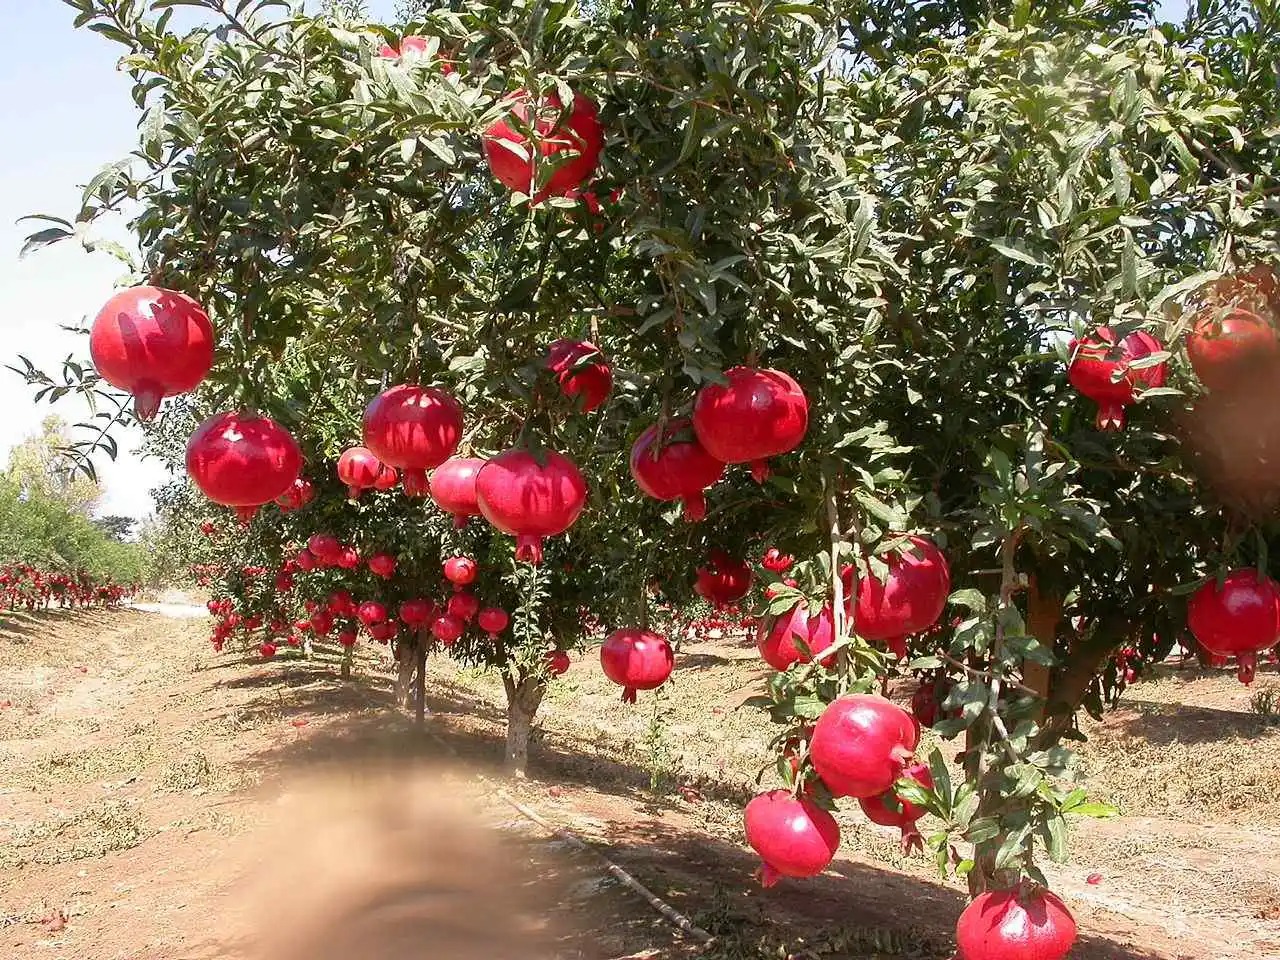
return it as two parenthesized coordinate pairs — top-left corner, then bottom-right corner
(362, 384), (463, 497)
(482, 90), (604, 202)
(809, 694), (919, 798)
(336, 446), (385, 499)
(743, 789), (840, 888)
(692, 367), (809, 483)
(546, 339), (612, 412)
(756, 602), (836, 671)
(694, 550), (753, 607)
(477, 607), (509, 638)
(846, 535), (951, 660)
(857, 761), (934, 852)
(443, 556), (478, 589)
(629, 419), (725, 521)
(185, 412), (302, 523)
(955, 886), (1077, 960)
(1187, 567), (1280, 684)
(430, 457), (486, 527)
(476, 448), (588, 564)
(1187, 306), (1280, 391)
(600, 628), (674, 703)
(367, 552), (397, 579)
(275, 477), (314, 511)
(1066, 326), (1167, 431)
(89, 286), (214, 421)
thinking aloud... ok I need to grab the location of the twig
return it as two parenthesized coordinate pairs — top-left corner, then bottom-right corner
(495, 790), (715, 946)
(936, 651), (1041, 698)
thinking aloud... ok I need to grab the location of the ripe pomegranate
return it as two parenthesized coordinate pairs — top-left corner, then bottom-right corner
(307, 534), (341, 565)
(357, 601), (388, 627)
(955, 887), (1077, 960)
(309, 610), (334, 636)
(544, 649), (571, 676)
(186, 412), (302, 522)
(600, 628), (674, 703)
(629, 419), (725, 521)
(274, 477), (314, 511)
(476, 448), (588, 564)
(743, 790), (840, 888)
(327, 590), (356, 616)
(1067, 326), (1168, 430)
(1187, 567), (1280, 684)
(857, 761), (933, 851)
(447, 591), (480, 622)
(337, 547), (360, 570)
(372, 463), (399, 491)
(762, 548), (793, 573)
(477, 606), (509, 637)
(431, 613), (465, 647)
(430, 457), (486, 527)
(368, 621), (398, 643)
(259, 642), (278, 659)
(810, 694), (919, 798)
(546, 340), (612, 412)
(337, 446), (385, 499)
(846, 536), (951, 660)
(443, 556), (478, 588)
(692, 367), (809, 483)
(338, 630), (357, 649)
(362, 384), (463, 496)
(89, 285), (214, 420)
(757, 602), (836, 671)
(367, 552), (397, 579)
(694, 550), (753, 607)
(1187, 306), (1280, 391)
(482, 90), (604, 201)
(399, 598), (435, 628)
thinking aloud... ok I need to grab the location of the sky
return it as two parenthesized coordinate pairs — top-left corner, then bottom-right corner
(0, 0), (1186, 523)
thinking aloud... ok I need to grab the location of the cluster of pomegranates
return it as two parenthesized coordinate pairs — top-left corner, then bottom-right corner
(1, 565), (134, 612)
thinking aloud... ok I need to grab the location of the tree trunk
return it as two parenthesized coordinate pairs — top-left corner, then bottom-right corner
(502, 673), (546, 777)
(1023, 580), (1061, 724)
(394, 639), (415, 710)
(414, 637), (427, 727)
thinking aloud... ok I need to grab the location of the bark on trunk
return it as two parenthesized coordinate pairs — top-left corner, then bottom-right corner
(395, 640), (415, 710)
(414, 637), (427, 727)
(1023, 580), (1061, 724)
(502, 673), (546, 777)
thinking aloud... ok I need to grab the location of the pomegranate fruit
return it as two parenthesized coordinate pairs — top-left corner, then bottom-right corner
(447, 591), (480, 622)
(1187, 567), (1280, 684)
(482, 90), (604, 201)
(367, 552), (397, 579)
(694, 550), (753, 607)
(89, 285), (214, 421)
(399, 598), (435, 628)
(743, 789), (840, 887)
(629, 419), (725, 521)
(430, 457), (486, 527)
(307, 534), (341, 565)
(692, 367), (809, 482)
(1187, 307), (1280, 391)
(443, 556), (478, 588)
(476, 448), (588, 564)
(431, 613), (465, 646)
(546, 339), (612, 412)
(544, 649), (571, 676)
(477, 606), (509, 637)
(600, 628), (674, 703)
(275, 477), (314, 511)
(356, 601), (388, 627)
(955, 887), (1077, 960)
(337, 446), (384, 499)
(810, 694), (919, 798)
(1067, 326), (1167, 430)
(757, 602), (836, 671)
(857, 761), (933, 851)
(846, 536), (951, 660)
(362, 384), (463, 496)
(186, 412), (302, 522)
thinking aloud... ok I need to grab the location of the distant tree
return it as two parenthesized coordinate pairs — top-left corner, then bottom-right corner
(92, 515), (136, 542)
(4, 416), (102, 517)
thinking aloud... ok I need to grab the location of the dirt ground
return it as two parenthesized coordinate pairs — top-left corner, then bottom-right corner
(2, 607), (1279, 960)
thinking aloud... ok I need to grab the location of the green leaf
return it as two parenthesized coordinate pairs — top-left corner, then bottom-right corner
(20, 227), (74, 259)
(989, 238), (1048, 268)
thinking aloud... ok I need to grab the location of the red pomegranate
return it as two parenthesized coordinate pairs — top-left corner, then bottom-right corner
(443, 556), (478, 588)
(546, 340), (612, 412)
(186, 412), (302, 523)
(362, 384), (463, 496)
(600, 628), (675, 703)
(1187, 567), (1280, 684)
(846, 536), (951, 660)
(337, 446), (384, 499)
(757, 602), (836, 671)
(1067, 326), (1168, 430)
(307, 534), (341, 565)
(327, 590), (356, 616)
(447, 591), (480, 622)
(482, 90), (604, 201)
(694, 550), (753, 607)
(1187, 306), (1280, 391)
(309, 610), (334, 636)
(431, 613), (465, 646)
(743, 789), (840, 888)
(337, 630), (358, 649)
(430, 457), (486, 527)
(629, 419), (725, 521)
(692, 367), (809, 482)
(955, 887), (1077, 960)
(477, 607), (509, 637)
(762, 548), (794, 573)
(544, 649), (571, 676)
(367, 552), (397, 579)
(372, 463), (399, 491)
(357, 601), (388, 627)
(337, 547), (360, 570)
(89, 286), (214, 421)
(259, 642), (277, 659)
(399, 598), (435, 628)
(810, 694), (919, 798)
(476, 448), (588, 564)
(274, 477), (314, 511)
(857, 761), (933, 851)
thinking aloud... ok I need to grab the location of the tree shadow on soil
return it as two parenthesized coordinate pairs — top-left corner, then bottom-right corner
(1110, 700), (1275, 745)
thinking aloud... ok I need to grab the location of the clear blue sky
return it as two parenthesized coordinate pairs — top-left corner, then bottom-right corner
(0, 0), (1185, 521)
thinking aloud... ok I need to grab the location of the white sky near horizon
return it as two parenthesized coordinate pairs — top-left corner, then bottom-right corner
(0, 0), (1186, 523)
